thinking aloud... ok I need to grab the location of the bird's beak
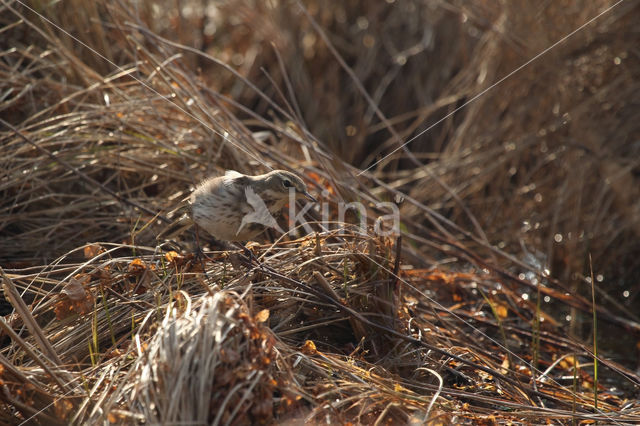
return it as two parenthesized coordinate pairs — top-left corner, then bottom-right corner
(301, 191), (317, 203)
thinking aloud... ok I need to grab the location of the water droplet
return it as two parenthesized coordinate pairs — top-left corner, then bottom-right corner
(231, 53), (244, 66)
(356, 16), (369, 30)
(204, 22), (217, 36)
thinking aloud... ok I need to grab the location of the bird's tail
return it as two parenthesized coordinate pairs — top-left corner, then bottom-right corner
(156, 201), (193, 242)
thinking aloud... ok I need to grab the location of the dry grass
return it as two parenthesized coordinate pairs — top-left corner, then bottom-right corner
(1, 0), (639, 424)
(3, 233), (639, 424)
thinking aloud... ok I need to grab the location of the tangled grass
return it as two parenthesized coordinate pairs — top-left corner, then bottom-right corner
(3, 232), (639, 424)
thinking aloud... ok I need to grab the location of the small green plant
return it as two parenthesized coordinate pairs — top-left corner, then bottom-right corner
(589, 254), (599, 415)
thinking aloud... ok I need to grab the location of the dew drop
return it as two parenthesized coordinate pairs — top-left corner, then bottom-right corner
(356, 16), (369, 30)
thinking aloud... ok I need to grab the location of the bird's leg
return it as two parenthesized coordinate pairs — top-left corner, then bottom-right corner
(190, 227), (217, 286)
(192, 227), (205, 260)
(234, 242), (262, 268)
(157, 238), (186, 253)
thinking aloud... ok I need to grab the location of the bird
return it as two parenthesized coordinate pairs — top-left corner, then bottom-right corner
(158, 169), (316, 243)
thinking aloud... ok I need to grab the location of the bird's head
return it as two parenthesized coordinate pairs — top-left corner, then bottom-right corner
(259, 170), (316, 203)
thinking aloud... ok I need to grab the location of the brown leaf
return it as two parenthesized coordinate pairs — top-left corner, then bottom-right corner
(128, 258), (146, 274)
(61, 277), (89, 301)
(54, 277), (94, 320)
(254, 309), (270, 323)
(301, 340), (317, 355)
(495, 304), (508, 319)
(165, 250), (185, 265)
(83, 244), (102, 259)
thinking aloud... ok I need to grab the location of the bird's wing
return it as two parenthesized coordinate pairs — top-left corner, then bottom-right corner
(237, 186), (283, 235)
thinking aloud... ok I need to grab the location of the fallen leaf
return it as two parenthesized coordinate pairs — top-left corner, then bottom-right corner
(301, 340), (317, 355)
(495, 303), (509, 319)
(61, 277), (89, 301)
(128, 258), (146, 274)
(254, 309), (270, 323)
(54, 277), (94, 319)
(165, 251), (185, 264)
(83, 244), (102, 259)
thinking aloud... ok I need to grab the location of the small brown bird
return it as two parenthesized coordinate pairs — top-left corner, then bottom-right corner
(159, 170), (316, 242)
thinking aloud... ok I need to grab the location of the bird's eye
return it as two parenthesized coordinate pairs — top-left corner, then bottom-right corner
(282, 180), (293, 188)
